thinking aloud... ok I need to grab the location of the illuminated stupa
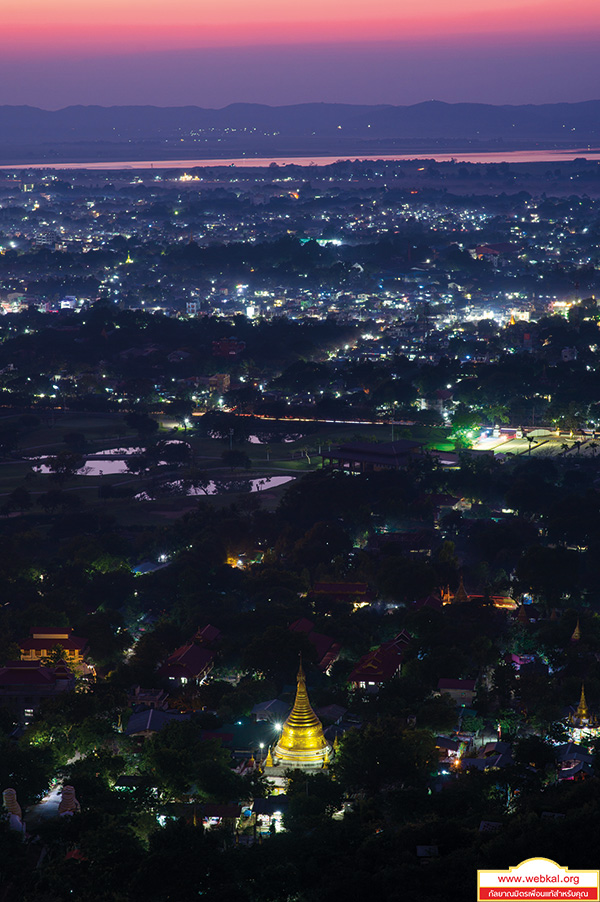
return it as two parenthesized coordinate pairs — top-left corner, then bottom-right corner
(568, 684), (599, 741)
(272, 660), (331, 769)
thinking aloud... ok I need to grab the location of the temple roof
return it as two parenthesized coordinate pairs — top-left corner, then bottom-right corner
(20, 628), (87, 652)
(348, 630), (411, 685)
(158, 643), (214, 681)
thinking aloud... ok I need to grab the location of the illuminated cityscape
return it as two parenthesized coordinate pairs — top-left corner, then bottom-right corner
(2, 0), (600, 891)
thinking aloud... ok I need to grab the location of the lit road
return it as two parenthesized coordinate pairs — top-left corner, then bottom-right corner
(25, 785), (62, 827)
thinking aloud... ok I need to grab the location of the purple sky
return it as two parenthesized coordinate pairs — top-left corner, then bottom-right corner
(1, 39), (599, 109)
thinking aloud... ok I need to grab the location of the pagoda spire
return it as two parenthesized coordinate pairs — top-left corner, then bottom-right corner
(577, 684), (589, 719)
(571, 619), (581, 642)
(453, 575), (469, 604)
(273, 659), (331, 768)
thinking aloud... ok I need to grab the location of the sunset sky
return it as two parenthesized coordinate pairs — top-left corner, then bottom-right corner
(2, 0), (600, 107)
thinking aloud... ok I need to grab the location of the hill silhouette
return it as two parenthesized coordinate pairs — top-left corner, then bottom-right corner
(0, 100), (599, 163)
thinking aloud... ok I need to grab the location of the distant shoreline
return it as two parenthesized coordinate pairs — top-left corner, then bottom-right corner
(1, 147), (600, 170)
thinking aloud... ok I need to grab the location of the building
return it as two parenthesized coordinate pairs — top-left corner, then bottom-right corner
(157, 625), (220, 687)
(437, 678), (477, 706)
(127, 686), (170, 711)
(461, 741), (514, 772)
(435, 735), (466, 766)
(348, 631), (411, 692)
(125, 709), (191, 741)
(267, 662), (331, 770)
(19, 627), (88, 669)
(420, 388), (454, 416)
(441, 578), (517, 611)
(556, 742), (594, 781)
(321, 440), (424, 473)
(158, 642), (215, 687)
(0, 660), (75, 723)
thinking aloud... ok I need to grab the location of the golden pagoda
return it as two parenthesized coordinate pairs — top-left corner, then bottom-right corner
(273, 660), (331, 769)
(568, 683), (599, 741)
(575, 684), (589, 720)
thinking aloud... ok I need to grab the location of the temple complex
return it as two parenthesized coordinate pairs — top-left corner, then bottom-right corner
(267, 661), (331, 772)
(441, 576), (517, 611)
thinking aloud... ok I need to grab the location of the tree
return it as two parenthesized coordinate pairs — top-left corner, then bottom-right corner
(26, 683), (126, 762)
(516, 545), (579, 606)
(416, 694), (458, 733)
(375, 554), (438, 604)
(182, 468), (211, 495)
(150, 440), (191, 466)
(513, 735), (557, 772)
(0, 737), (55, 806)
(333, 719), (436, 795)
(44, 450), (85, 485)
(283, 770), (344, 833)
(84, 610), (132, 669)
(2, 485), (32, 515)
(132, 819), (222, 900)
(41, 643), (70, 666)
(241, 626), (317, 681)
(291, 520), (352, 572)
(125, 412), (160, 438)
(37, 489), (82, 513)
(125, 454), (151, 475)
(142, 720), (243, 801)
(168, 398), (194, 420)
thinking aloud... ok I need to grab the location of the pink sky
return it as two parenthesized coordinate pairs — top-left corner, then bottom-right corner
(4, 0), (600, 54)
(1, 0), (599, 107)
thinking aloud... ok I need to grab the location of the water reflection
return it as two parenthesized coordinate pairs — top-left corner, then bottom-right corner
(136, 475), (294, 500)
(33, 461), (131, 476)
(247, 434), (304, 444)
(95, 446), (142, 456)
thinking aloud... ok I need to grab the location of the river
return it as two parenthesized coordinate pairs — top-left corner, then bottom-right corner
(2, 149), (600, 171)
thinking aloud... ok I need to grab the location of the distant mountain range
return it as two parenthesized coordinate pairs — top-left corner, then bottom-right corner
(0, 100), (599, 164)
